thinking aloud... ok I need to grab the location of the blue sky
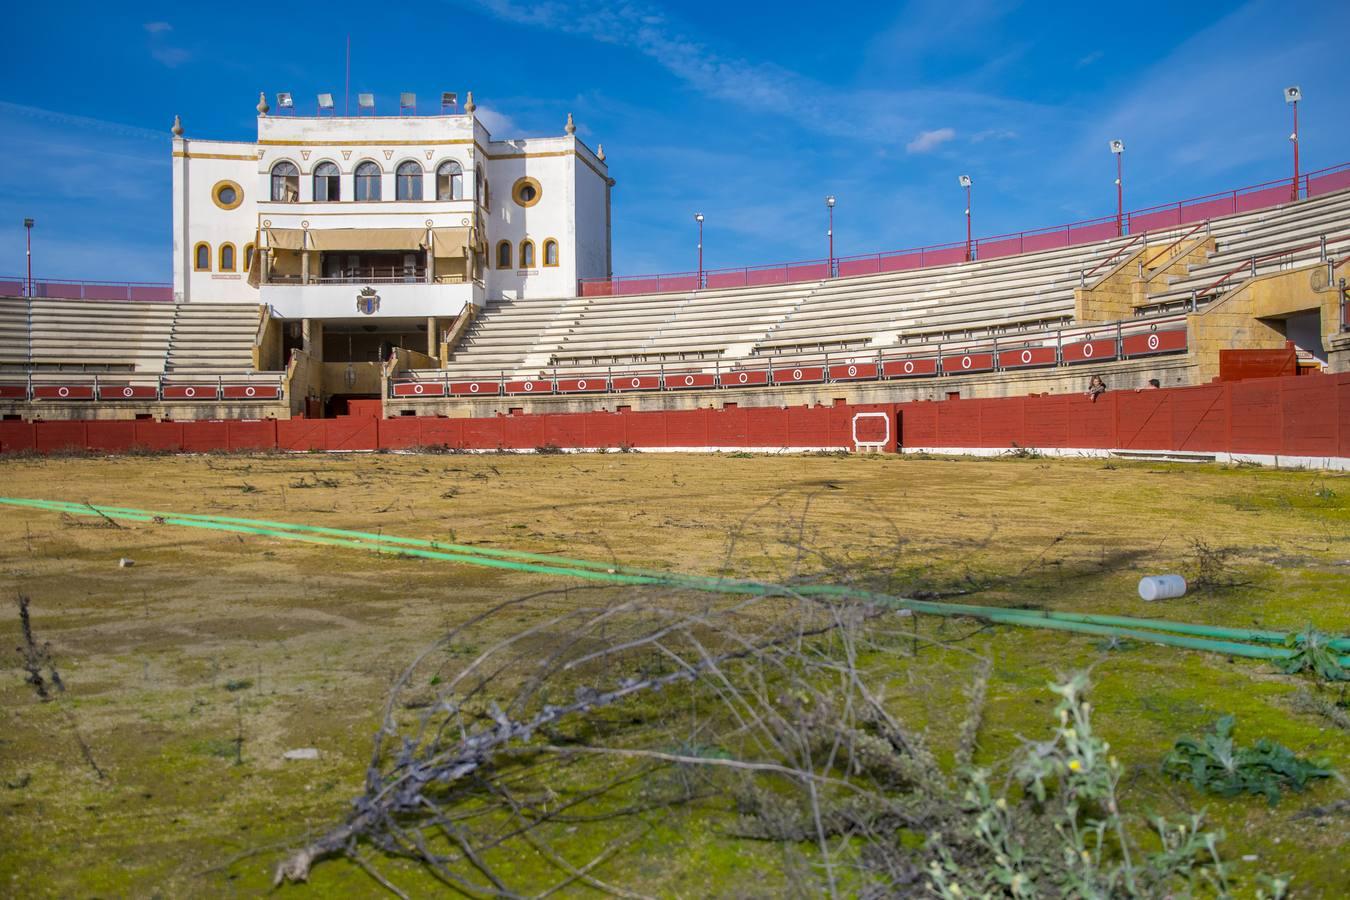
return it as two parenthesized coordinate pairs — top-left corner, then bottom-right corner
(1, 0), (1347, 282)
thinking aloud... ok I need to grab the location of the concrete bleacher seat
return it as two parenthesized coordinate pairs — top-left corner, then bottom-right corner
(163, 303), (263, 380)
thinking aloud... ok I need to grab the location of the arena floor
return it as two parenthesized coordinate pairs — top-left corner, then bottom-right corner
(1, 451), (1348, 897)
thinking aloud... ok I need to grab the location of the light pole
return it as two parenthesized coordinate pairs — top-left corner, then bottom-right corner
(24, 218), (34, 298)
(825, 195), (836, 276)
(694, 213), (704, 288)
(1284, 86), (1301, 201)
(958, 176), (972, 261)
(1110, 140), (1124, 235)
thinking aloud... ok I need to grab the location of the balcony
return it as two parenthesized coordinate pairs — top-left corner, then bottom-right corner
(260, 277), (479, 320)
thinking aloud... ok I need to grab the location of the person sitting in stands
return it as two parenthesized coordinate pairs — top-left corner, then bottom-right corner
(1086, 375), (1107, 402)
(1148, 378), (1161, 389)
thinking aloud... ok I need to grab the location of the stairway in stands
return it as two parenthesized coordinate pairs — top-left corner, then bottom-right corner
(163, 302), (262, 382)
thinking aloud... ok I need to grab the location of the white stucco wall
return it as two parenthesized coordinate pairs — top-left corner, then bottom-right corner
(172, 139), (261, 303)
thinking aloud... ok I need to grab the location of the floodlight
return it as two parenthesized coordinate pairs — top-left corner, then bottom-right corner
(317, 93), (334, 110)
(695, 213), (704, 222)
(358, 93), (375, 109)
(825, 195), (836, 207)
(441, 92), (457, 107)
(24, 217), (34, 228)
(1284, 85), (1302, 104)
(276, 92), (294, 108)
(1109, 139), (1124, 154)
(958, 175), (972, 188)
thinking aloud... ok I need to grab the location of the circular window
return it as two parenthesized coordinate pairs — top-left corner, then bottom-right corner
(511, 177), (542, 208)
(212, 180), (244, 210)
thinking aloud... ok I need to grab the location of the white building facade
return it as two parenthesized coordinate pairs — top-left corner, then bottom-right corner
(171, 93), (612, 325)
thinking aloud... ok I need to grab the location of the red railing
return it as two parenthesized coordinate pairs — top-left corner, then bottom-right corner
(1198, 231), (1347, 299)
(579, 162), (1350, 298)
(2, 277), (174, 302)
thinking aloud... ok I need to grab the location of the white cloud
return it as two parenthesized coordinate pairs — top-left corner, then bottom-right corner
(906, 127), (956, 153)
(143, 22), (172, 34)
(150, 47), (192, 68)
(474, 105), (517, 137)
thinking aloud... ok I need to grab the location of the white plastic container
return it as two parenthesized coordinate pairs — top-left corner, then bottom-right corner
(1138, 574), (1187, 601)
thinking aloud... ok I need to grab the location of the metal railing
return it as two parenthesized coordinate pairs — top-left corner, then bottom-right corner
(579, 161), (1350, 298)
(2, 277), (174, 302)
(0, 371), (286, 403)
(1197, 231), (1347, 300)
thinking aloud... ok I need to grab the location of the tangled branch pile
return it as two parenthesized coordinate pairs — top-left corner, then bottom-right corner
(275, 585), (1237, 897)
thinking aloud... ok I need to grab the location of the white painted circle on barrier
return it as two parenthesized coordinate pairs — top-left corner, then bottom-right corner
(792, 368), (803, 380)
(524, 382), (534, 392)
(122, 387), (134, 398)
(1021, 350), (1033, 364)
(738, 372), (749, 383)
(903, 361), (915, 374)
(684, 375), (695, 386)
(185, 387), (197, 397)
(57, 387), (69, 397)
(1147, 333), (1160, 350)
(631, 377), (641, 388)
(577, 380), (588, 390)
(961, 356), (973, 370)
(1082, 343), (1094, 358)
(413, 384), (425, 394)
(245, 386), (257, 397)
(470, 383), (481, 393)
(847, 365), (858, 377)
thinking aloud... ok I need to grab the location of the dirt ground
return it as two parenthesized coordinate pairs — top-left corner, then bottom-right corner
(0, 451), (1347, 897)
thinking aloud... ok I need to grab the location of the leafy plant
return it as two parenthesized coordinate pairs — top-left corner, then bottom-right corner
(1274, 628), (1350, 682)
(1162, 715), (1333, 805)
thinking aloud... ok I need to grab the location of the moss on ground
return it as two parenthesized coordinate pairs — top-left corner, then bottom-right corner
(0, 453), (1347, 896)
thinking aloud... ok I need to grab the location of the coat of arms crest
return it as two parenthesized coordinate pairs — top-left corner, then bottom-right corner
(356, 286), (381, 315)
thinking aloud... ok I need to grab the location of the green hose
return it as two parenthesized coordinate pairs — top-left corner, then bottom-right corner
(3, 497), (1346, 666)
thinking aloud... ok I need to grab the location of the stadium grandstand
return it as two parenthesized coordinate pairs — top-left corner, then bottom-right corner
(1, 94), (1348, 462)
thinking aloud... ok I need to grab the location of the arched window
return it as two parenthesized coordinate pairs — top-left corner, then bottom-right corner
(543, 239), (559, 267)
(496, 240), (512, 269)
(354, 161), (381, 201)
(219, 243), (236, 272)
(396, 160), (423, 201)
(194, 242), (211, 271)
(244, 243), (255, 271)
(313, 161), (340, 202)
(519, 239), (536, 269)
(270, 161), (299, 202)
(437, 160), (463, 200)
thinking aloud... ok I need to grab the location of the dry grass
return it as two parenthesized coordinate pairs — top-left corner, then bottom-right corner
(0, 452), (1347, 897)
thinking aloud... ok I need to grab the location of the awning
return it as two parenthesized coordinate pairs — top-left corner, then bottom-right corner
(265, 228), (306, 250)
(431, 227), (471, 258)
(306, 228), (427, 251)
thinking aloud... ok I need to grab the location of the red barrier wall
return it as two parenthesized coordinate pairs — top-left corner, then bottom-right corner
(1, 379), (1342, 461)
(895, 373), (1350, 459)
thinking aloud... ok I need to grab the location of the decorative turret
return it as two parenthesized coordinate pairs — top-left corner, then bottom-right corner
(565, 112), (576, 135)
(463, 91), (476, 114)
(257, 92), (269, 116)
(596, 143), (606, 162)
(171, 114), (183, 137)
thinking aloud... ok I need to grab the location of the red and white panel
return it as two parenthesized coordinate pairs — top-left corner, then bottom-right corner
(940, 352), (996, 374)
(504, 379), (555, 395)
(613, 375), (662, 393)
(827, 362), (879, 381)
(98, 384), (158, 401)
(881, 357), (939, 378)
(997, 347), (1057, 369)
(222, 384), (282, 400)
(1122, 329), (1187, 357)
(162, 384), (220, 400)
(449, 381), (496, 396)
(32, 384), (95, 400)
(666, 372), (718, 390)
(722, 370), (769, 387)
(1061, 338), (1118, 364)
(392, 381), (446, 397)
(555, 377), (609, 393)
(771, 366), (825, 384)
